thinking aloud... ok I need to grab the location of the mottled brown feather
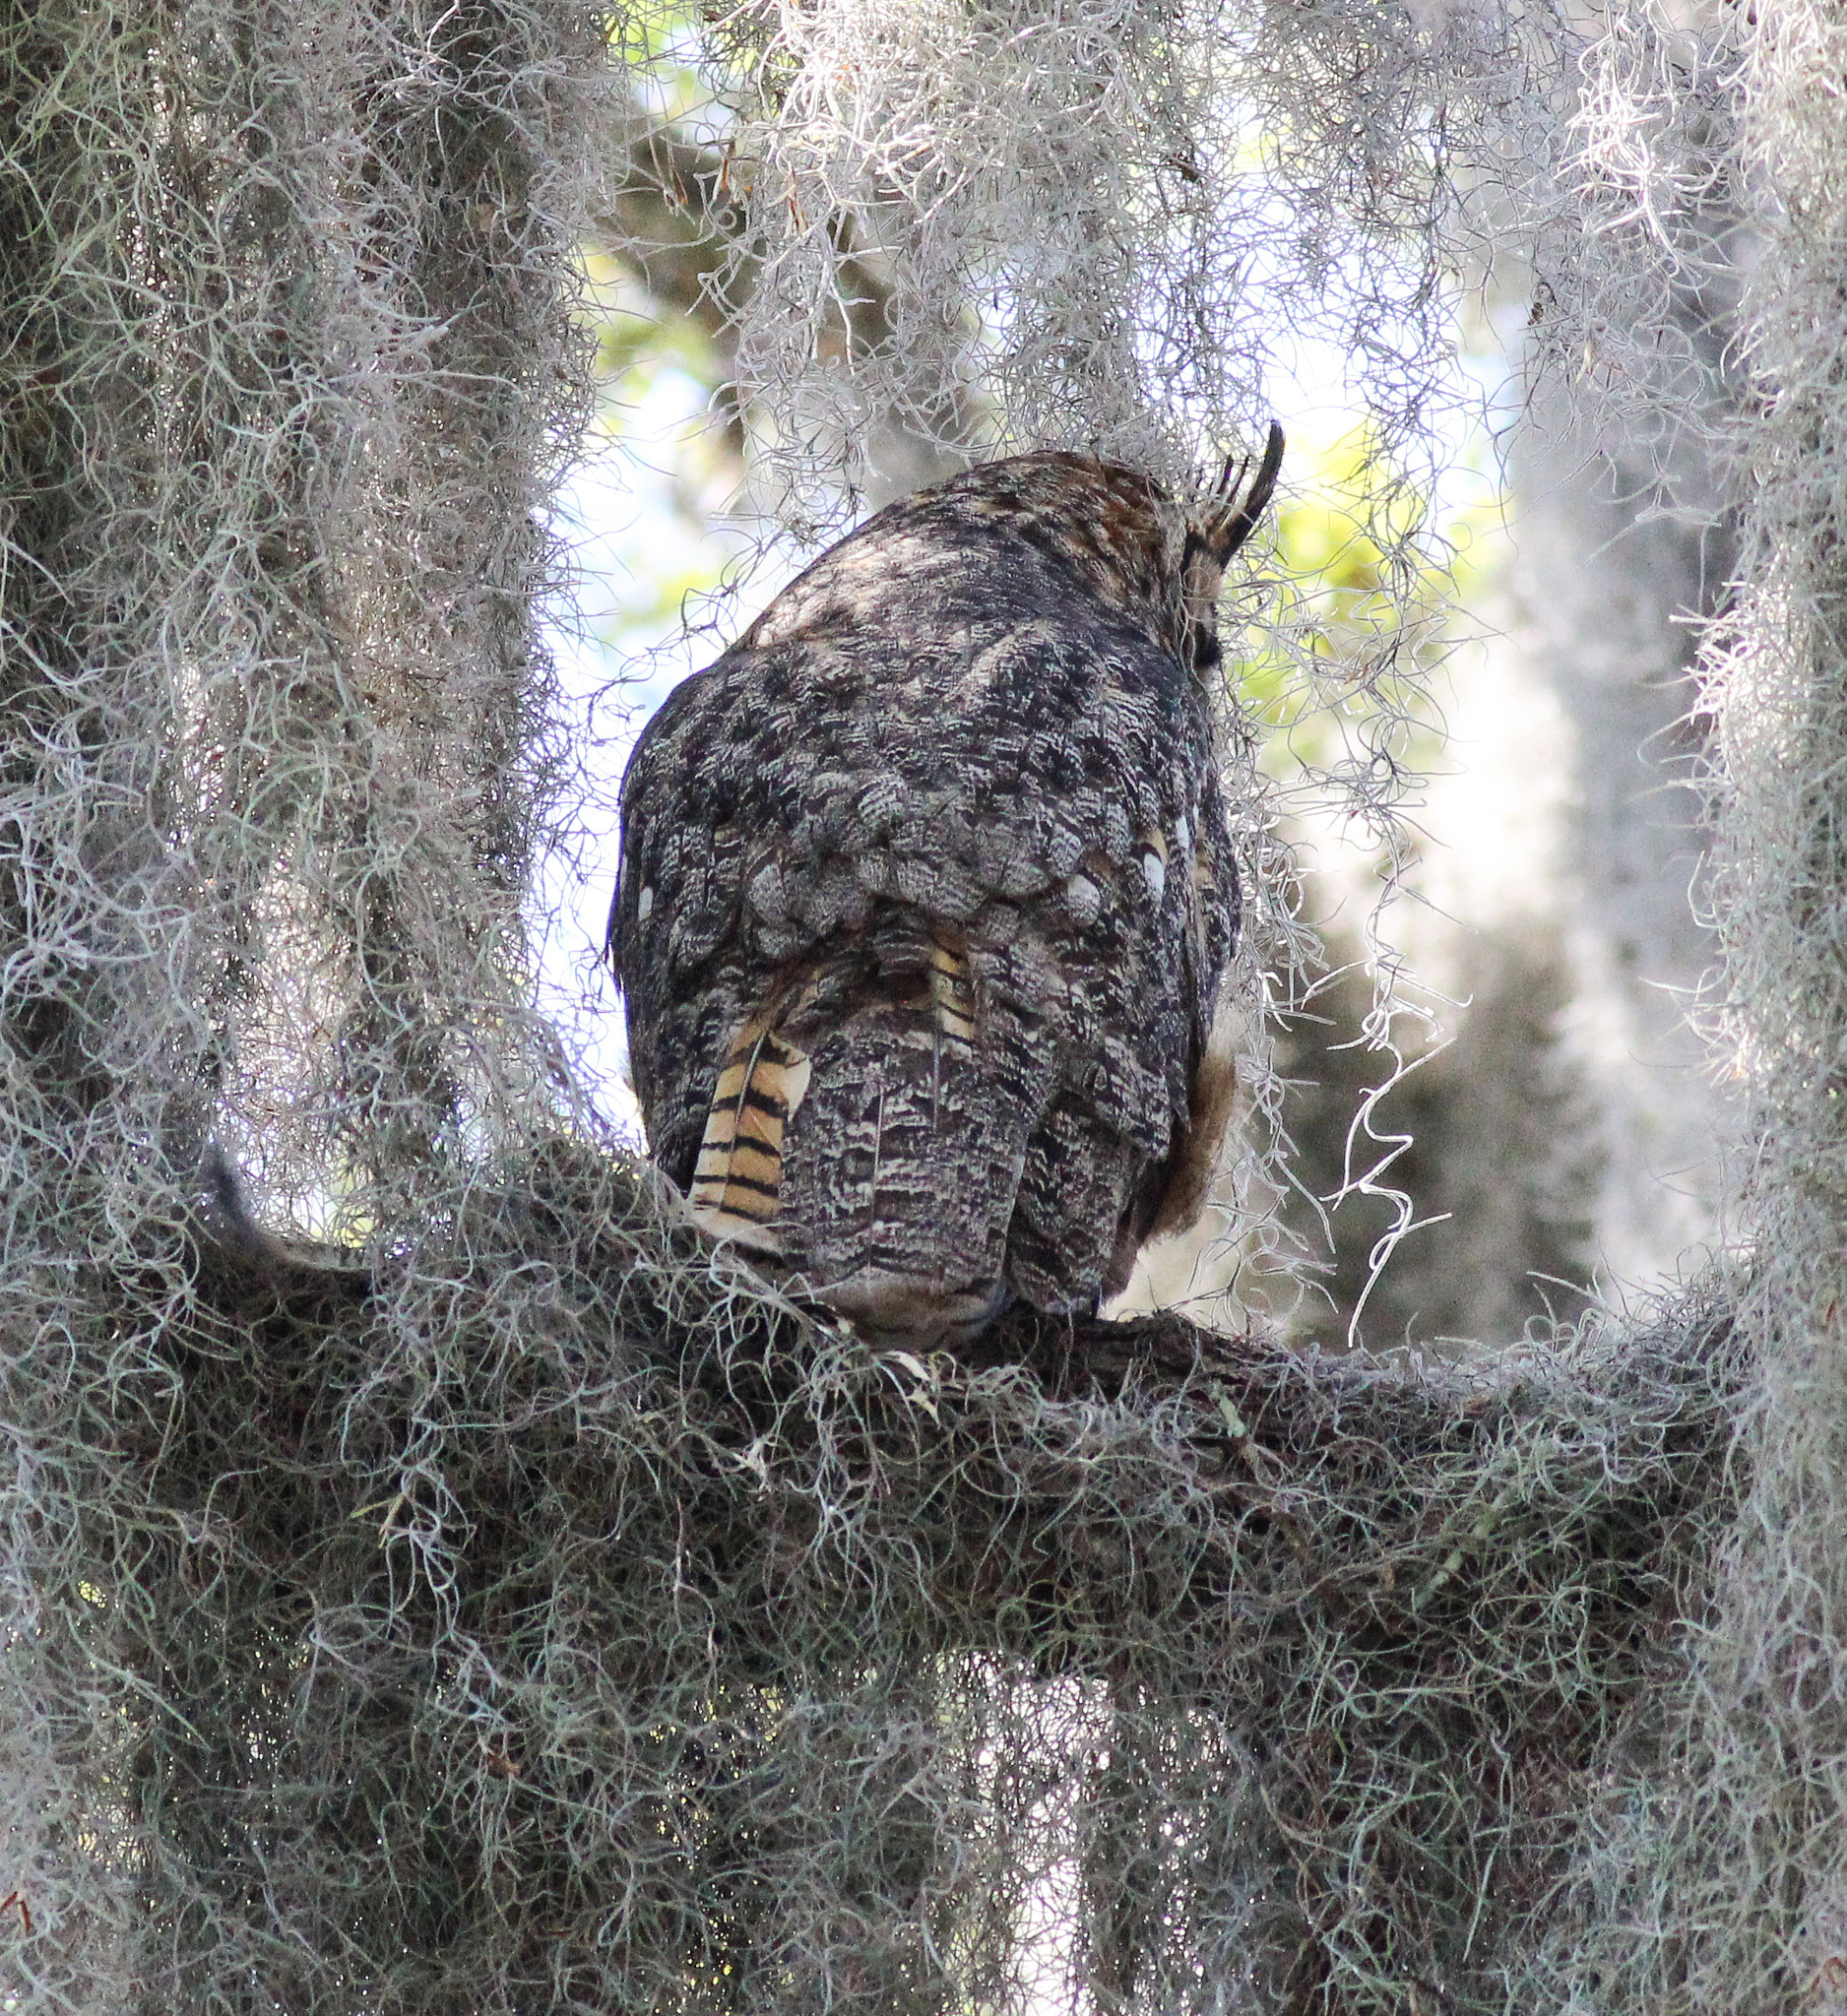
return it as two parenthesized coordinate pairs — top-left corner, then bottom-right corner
(609, 439), (1278, 1345)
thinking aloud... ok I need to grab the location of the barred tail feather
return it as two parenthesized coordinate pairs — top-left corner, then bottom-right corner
(688, 1005), (813, 1253)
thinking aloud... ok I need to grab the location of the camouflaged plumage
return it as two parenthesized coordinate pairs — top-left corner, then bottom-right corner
(609, 434), (1280, 1345)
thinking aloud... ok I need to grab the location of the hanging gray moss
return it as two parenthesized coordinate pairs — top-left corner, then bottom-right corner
(2, 0), (1844, 2010)
(0, 0), (605, 2000)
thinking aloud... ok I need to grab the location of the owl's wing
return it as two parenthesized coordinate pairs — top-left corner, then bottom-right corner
(610, 618), (1240, 1343)
(1141, 788), (1243, 1246)
(608, 666), (765, 1184)
(998, 767), (1242, 1311)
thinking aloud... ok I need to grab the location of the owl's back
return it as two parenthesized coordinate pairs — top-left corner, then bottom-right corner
(611, 450), (1266, 1344)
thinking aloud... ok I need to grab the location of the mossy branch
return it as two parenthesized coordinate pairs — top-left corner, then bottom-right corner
(158, 1145), (1740, 2012)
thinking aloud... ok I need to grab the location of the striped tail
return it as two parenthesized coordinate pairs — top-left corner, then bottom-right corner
(682, 925), (1029, 1346)
(687, 1002), (813, 1254)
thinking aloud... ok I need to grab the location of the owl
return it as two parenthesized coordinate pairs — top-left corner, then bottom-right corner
(608, 428), (1282, 1347)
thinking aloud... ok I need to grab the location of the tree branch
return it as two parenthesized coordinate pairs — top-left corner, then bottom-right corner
(155, 1147), (1741, 2008)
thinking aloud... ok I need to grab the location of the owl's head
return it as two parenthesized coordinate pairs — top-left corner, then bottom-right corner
(738, 429), (1283, 677)
(920, 427), (1283, 683)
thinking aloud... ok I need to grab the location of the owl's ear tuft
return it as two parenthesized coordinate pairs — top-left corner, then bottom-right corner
(1199, 421), (1284, 569)
(1179, 422), (1282, 674)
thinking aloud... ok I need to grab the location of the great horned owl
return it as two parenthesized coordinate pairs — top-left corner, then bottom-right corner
(609, 429), (1282, 1346)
